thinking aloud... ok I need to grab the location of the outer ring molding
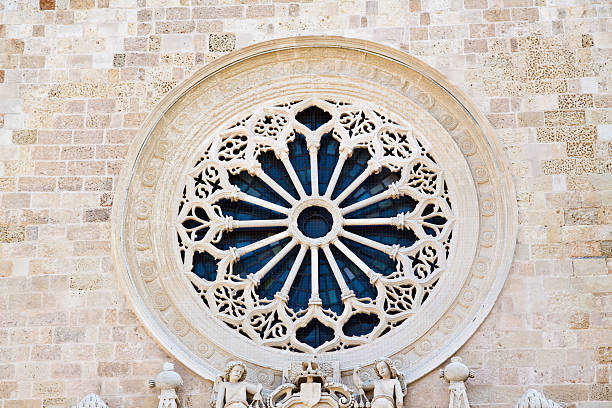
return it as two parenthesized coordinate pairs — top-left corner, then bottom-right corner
(111, 36), (517, 384)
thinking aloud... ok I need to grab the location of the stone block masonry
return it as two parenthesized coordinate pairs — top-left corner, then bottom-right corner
(0, 0), (611, 407)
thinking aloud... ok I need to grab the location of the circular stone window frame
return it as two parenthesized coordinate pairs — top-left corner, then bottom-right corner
(112, 36), (517, 384)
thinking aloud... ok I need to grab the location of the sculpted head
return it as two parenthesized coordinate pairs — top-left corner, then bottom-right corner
(224, 361), (247, 383)
(374, 358), (396, 380)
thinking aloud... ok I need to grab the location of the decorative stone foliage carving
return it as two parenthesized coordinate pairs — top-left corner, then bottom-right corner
(440, 357), (474, 408)
(112, 37), (517, 383)
(516, 389), (562, 408)
(72, 394), (109, 408)
(269, 361), (353, 408)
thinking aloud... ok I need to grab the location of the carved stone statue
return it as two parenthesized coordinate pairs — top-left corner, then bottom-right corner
(516, 389), (561, 408)
(211, 361), (265, 408)
(440, 357), (474, 408)
(353, 359), (405, 408)
(149, 362), (183, 408)
(71, 394), (109, 408)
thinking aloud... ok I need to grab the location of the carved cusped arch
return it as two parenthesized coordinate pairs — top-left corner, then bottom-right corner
(112, 37), (517, 384)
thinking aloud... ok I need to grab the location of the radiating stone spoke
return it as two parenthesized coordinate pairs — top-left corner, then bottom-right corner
(233, 219), (289, 229)
(333, 168), (372, 205)
(343, 213), (413, 230)
(324, 155), (346, 199)
(239, 193), (290, 215)
(233, 230), (291, 260)
(278, 245), (308, 299)
(309, 247), (321, 304)
(340, 189), (391, 215)
(281, 157), (307, 199)
(332, 239), (381, 283)
(340, 229), (392, 256)
(310, 150), (319, 196)
(256, 169), (298, 205)
(321, 245), (353, 298)
(249, 238), (297, 284)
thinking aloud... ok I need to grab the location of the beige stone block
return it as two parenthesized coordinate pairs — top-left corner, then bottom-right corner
(511, 7), (539, 22)
(494, 331), (543, 348)
(193, 6), (242, 19)
(484, 8), (510, 22)
(209, 33), (235, 52)
(572, 257), (607, 276)
(52, 114), (84, 129)
(0, 224), (25, 243)
(543, 384), (589, 403)
(61, 146), (95, 160)
(34, 162), (66, 176)
(570, 275), (612, 293)
(2, 193), (31, 209)
(485, 349), (536, 367)
(31, 345), (61, 361)
(516, 111), (545, 128)
(12, 130), (36, 145)
(97, 361), (130, 377)
(66, 161), (106, 176)
(0, 381), (18, 399)
(50, 363), (81, 379)
(73, 130), (104, 144)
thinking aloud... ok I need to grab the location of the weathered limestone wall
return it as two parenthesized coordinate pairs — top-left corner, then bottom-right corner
(0, 0), (610, 407)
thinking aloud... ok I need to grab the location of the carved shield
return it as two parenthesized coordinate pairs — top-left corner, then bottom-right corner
(300, 382), (321, 408)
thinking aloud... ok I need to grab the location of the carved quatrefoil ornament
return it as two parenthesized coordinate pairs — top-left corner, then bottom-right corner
(112, 37), (517, 384)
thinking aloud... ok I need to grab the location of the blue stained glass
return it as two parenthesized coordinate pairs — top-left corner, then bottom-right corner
(317, 134), (339, 194)
(258, 245), (300, 300)
(296, 319), (334, 349)
(229, 164), (291, 208)
(331, 148), (370, 202)
(330, 245), (376, 299)
(339, 237), (396, 277)
(343, 313), (380, 337)
(345, 225), (417, 248)
(345, 194), (418, 220)
(318, 250), (343, 315)
(217, 199), (285, 221)
(297, 206), (333, 238)
(289, 133), (312, 196)
(232, 237), (290, 279)
(215, 228), (284, 251)
(341, 168), (399, 207)
(192, 250), (217, 281)
(295, 106), (332, 130)
(259, 150), (299, 200)
(288, 253), (311, 312)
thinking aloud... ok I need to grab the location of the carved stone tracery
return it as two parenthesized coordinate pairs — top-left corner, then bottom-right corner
(178, 99), (454, 353)
(112, 37), (517, 383)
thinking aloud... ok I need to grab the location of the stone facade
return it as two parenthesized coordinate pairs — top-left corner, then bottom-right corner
(0, 1), (610, 408)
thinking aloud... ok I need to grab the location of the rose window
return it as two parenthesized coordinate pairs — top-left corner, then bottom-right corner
(176, 98), (454, 352)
